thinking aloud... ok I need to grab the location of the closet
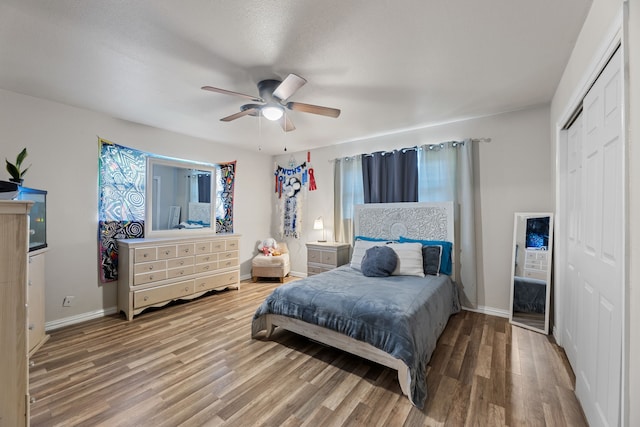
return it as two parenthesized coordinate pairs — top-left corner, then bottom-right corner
(559, 46), (623, 427)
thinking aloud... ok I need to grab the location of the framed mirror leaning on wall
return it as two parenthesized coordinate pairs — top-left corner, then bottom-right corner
(509, 212), (554, 334)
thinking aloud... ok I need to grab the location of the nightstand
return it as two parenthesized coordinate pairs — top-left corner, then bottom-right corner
(306, 242), (351, 276)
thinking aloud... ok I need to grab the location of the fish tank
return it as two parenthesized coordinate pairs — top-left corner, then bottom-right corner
(0, 181), (47, 251)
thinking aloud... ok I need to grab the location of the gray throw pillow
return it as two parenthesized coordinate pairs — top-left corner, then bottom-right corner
(422, 245), (442, 276)
(361, 245), (398, 277)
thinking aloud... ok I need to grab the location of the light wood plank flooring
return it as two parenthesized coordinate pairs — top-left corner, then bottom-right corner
(29, 278), (588, 426)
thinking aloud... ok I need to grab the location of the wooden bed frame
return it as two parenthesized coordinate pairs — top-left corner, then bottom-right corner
(252, 202), (455, 405)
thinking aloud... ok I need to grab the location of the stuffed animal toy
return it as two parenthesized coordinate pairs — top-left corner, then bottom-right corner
(258, 238), (278, 256)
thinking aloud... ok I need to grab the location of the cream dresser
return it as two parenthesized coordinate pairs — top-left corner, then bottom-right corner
(117, 234), (240, 320)
(0, 200), (31, 426)
(523, 249), (549, 281)
(306, 242), (351, 276)
(28, 249), (49, 356)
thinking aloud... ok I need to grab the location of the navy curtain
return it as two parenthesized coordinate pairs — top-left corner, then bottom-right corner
(362, 148), (418, 203)
(198, 173), (211, 203)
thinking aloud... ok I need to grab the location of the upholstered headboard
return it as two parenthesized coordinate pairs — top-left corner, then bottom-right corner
(353, 202), (454, 242)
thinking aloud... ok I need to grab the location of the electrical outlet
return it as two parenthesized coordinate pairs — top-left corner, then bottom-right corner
(62, 296), (75, 307)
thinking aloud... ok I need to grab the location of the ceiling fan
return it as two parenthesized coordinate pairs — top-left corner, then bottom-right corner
(201, 73), (340, 132)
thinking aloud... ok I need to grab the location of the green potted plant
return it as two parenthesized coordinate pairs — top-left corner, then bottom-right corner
(5, 147), (30, 184)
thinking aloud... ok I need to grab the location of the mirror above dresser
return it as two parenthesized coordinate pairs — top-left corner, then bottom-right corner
(146, 156), (216, 237)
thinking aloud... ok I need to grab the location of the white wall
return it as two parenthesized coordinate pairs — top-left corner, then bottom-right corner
(0, 88), (274, 326)
(272, 105), (552, 315)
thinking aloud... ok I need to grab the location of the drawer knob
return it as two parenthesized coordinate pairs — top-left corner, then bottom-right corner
(179, 270), (184, 275)
(29, 360), (35, 367)
(28, 323), (34, 330)
(149, 275), (154, 280)
(179, 261), (184, 265)
(144, 296), (149, 301)
(165, 250), (170, 255)
(144, 254), (148, 258)
(184, 287), (189, 292)
(148, 266), (154, 270)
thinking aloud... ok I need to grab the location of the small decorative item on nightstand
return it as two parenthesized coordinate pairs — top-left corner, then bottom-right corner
(306, 241), (351, 276)
(313, 216), (326, 242)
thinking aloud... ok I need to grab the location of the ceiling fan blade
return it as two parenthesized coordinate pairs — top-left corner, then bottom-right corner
(220, 108), (256, 122)
(279, 114), (296, 132)
(273, 74), (307, 101)
(202, 86), (263, 102)
(286, 101), (341, 118)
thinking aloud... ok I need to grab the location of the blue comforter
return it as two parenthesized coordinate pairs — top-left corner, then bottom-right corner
(251, 265), (461, 408)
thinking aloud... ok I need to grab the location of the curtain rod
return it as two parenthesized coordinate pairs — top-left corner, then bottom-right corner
(329, 137), (492, 162)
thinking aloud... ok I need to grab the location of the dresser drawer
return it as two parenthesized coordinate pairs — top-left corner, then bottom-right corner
(167, 265), (195, 279)
(219, 250), (238, 261)
(524, 270), (547, 281)
(196, 261), (218, 273)
(194, 271), (240, 292)
(321, 251), (337, 265)
(211, 240), (225, 252)
(225, 239), (239, 251)
(134, 260), (166, 275)
(167, 256), (194, 269)
(134, 247), (157, 262)
(307, 265), (328, 276)
(133, 270), (167, 286)
(177, 243), (196, 256)
(218, 257), (239, 270)
(134, 280), (194, 308)
(196, 253), (217, 264)
(156, 245), (177, 259)
(195, 241), (212, 254)
(307, 249), (322, 264)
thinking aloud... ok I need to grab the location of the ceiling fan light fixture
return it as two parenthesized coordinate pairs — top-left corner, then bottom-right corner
(262, 105), (284, 121)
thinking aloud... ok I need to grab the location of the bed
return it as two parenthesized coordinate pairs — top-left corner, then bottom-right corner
(251, 202), (460, 408)
(512, 275), (546, 313)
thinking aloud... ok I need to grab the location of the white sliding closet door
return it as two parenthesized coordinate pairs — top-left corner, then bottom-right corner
(563, 112), (582, 371)
(562, 47), (623, 427)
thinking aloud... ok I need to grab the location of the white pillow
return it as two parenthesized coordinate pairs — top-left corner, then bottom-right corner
(387, 242), (425, 277)
(350, 240), (389, 271)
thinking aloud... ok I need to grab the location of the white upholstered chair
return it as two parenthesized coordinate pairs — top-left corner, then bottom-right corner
(251, 242), (291, 283)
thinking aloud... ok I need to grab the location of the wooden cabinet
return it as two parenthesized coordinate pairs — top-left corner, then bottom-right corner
(28, 250), (49, 356)
(0, 200), (32, 426)
(306, 242), (351, 276)
(118, 234), (240, 320)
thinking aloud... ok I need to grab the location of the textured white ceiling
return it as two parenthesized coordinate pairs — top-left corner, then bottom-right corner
(0, 1), (592, 154)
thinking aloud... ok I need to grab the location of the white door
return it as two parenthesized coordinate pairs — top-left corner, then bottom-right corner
(563, 47), (623, 427)
(563, 111), (582, 370)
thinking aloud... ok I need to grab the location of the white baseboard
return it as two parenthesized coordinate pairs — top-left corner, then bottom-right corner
(241, 271), (307, 282)
(45, 285), (508, 331)
(45, 306), (119, 331)
(462, 305), (510, 319)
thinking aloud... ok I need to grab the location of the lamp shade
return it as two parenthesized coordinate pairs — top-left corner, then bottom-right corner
(313, 217), (326, 242)
(313, 217), (324, 230)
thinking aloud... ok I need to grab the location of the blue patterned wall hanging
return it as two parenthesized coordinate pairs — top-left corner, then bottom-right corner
(98, 138), (147, 283)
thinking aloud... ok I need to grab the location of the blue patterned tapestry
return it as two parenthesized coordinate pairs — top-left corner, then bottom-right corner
(98, 139), (147, 283)
(216, 161), (236, 233)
